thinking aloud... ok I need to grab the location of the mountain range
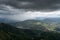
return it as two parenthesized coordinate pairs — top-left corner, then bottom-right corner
(0, 17), (60, 32)
(0, 17), (60, 24)
(42, 18), (60, 23)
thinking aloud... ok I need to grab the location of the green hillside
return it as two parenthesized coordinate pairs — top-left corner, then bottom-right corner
(13, 20), (60, 31)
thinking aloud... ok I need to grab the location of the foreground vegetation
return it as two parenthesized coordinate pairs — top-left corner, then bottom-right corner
(0, 23), (60, 40)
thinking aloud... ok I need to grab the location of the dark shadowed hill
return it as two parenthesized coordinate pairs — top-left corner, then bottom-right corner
(0, 23), (60, 40)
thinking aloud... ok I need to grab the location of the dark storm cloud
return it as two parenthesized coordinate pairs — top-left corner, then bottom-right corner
(0, 0), (60, 11)
(0, 4), (24, 15)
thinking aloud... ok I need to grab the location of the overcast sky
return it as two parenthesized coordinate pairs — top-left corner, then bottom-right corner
(0, 0), (60, 21)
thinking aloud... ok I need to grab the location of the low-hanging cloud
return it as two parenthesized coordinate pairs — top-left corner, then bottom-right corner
(0, 5), (60, 21)
(0, 0), (60, 22)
